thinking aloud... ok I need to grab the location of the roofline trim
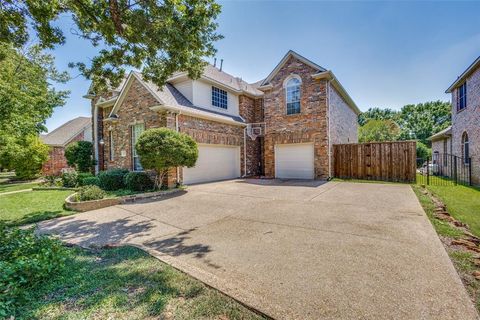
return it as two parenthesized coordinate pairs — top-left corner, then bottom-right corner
(427, 126), (452, 141)
(446, 56), (480, 93)
(260, 50), (327, 86)
(199, 76), (263, 98)
(150, 105), (247, 127)
(312, 71), (361, 115)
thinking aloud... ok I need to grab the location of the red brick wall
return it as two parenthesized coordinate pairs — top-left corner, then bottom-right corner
(261, 56), (329, 179)
(100, 77), (247, 186)
(42, 131), (85, 175)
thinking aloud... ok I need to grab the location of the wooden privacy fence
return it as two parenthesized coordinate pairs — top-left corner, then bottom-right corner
(333, 141), (417, 183)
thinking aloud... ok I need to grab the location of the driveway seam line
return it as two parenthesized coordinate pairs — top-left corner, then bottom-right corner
(307, 182), (341, 201)
(229, 216), (399, 243)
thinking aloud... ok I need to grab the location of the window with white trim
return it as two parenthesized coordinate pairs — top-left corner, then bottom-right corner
(212, 86), (228, 109)
(285, 77), (301, 115)
(457, 82), (467, 111)
(132, 123), (144, 171)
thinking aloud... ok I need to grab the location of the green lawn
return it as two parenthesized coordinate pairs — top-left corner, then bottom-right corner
(423, 184), (480, 237)
(411, 185), (464, 239)
(0, 181), (40, 193)
(15, 246), (263, 320)
(0, 190), (74, 226)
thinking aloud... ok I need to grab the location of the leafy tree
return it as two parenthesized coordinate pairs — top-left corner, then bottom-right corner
(0, 135), (49, 180)
(65, 141), (95, 172)
(358, 107), (399, 126)
(0, 0), (222, 92)
(358, 119), (401, 143)
(0, 44), (69, 139)
(135, 128), (198, 189)
(416, 141), (431, 160)
(397, 101), (451, 146)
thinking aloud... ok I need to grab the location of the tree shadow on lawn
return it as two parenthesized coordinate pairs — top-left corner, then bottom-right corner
(16, 245), (207, 319)
(3, 210), (72, 227)
(37, 216), (214, 263)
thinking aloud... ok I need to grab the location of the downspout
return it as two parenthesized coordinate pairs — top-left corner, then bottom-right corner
(175, 112), (181, 184)
(327, 80), (332, 179)
(93, 104), (99, 174)
(243, 127), (247, 177)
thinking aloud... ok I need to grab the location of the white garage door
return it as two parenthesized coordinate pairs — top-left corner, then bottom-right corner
(275, 143), (314, 179)
(183, 144), (241, 184)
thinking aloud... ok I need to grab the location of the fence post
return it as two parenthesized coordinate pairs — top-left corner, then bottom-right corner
(426, 157), (430, 185)
(454, 156), (458, 186)
(469, 157), (472, 186)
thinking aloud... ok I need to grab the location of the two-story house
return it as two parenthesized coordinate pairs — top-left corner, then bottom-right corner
(85, 50), (360, 185)
(430, 56), (480, 185)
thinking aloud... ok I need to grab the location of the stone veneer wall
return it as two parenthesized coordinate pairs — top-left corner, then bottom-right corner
(451, 65), (480, 185)
(262, 56), (329, 179)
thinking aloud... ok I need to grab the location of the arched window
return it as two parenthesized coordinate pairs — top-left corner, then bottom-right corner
(285, 76), (301, 115)
(462, 132), (469, 164)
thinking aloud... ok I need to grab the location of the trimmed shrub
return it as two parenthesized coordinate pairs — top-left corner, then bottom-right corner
(0, 224), (68, 317)
(74, 185), (106, 202)
(64, 141), (95, 172)
(124, 171), (154, 192)
(135, 128), (198, 189)
(81, 176), (100, 187)
(77, 172), (94, 186)
(61, 171), (78, 188)
(98, 168), (129, 191)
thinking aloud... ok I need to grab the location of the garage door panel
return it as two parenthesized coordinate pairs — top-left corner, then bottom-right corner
(184, 145), (240, 184)
(275, 143), (314, 179)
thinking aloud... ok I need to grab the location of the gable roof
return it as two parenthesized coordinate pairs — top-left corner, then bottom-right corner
(428, 126), (452, 141)
(109, 71), (245, 126)
(260, 50), (327, 87)
(446, 56), (480, 93)
(41, 117), (91, 147)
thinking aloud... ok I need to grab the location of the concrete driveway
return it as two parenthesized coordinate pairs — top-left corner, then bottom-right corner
(37, 180), (478, 320)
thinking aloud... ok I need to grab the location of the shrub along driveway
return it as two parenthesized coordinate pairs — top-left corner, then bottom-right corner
(36, 179), (478, 320)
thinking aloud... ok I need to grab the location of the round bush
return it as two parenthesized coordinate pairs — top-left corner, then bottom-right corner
(77, 172), (94, 185)
(74, 185), (106, 202)
(81, 176), (100, 187)
(98, 168), (129, 191)
(61, 171), (78, 188)
(124, 171), (154, 191)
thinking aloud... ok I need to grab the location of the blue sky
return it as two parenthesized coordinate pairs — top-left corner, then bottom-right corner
(45, 1), (480, 131)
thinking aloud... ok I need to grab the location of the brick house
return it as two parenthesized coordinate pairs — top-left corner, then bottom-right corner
(41, 117), (92, 175)
(430, 56), (480, 185)
(86, 50), (360, 185)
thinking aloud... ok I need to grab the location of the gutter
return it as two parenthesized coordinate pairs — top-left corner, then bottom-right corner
(311, 71), (361, 115)
(150, 105), (247, 127)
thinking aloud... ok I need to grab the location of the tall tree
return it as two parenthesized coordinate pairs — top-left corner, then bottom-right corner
(0, 0), (222, 92)
(0, 44), (69, 139)
(358, 119), (401, 143)
(398, 101), (451, 145)
(358, 107), (399, 126)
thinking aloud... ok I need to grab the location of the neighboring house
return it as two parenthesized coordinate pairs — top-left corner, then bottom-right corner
(85, 50), (359, 186)
(430, 56), (480, 185)
(40, 117), (92, 175)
